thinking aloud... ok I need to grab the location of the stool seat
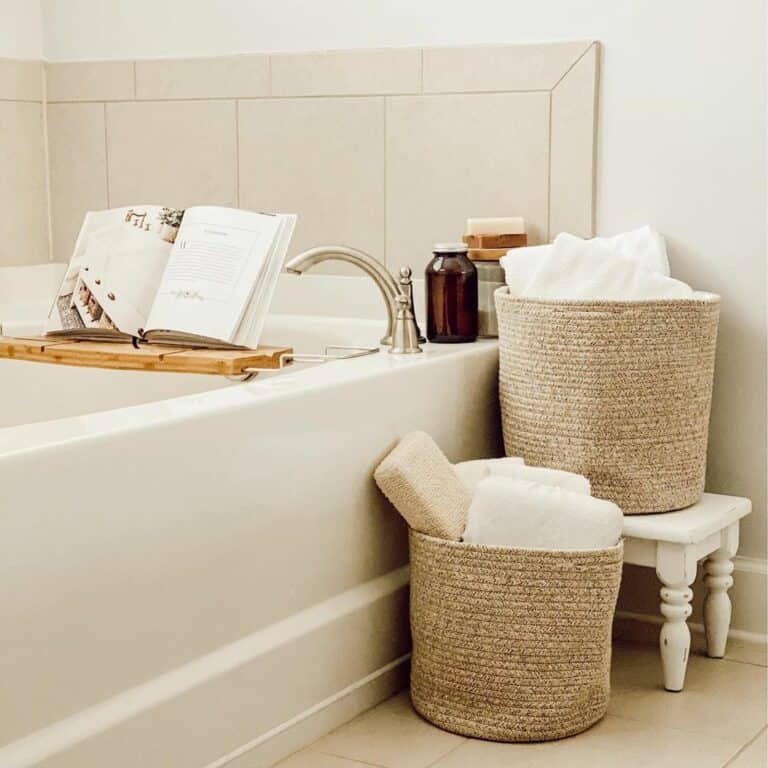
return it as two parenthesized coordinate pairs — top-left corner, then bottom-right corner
(621, 493), (751, 691)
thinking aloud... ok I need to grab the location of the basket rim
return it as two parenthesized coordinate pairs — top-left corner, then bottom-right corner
(493, 285), (720, 308)
(410, 529), (623, 558)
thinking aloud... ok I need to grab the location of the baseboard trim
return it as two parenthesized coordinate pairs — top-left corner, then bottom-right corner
(0, 566), (411, 768)
(733, 555), (768, 575)
(615, 609), (768, 646)
(205, 654), (411, 768)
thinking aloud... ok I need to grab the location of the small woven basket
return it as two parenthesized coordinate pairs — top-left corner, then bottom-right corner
(409, 530), (623, 742)
(495, 288), (720, 514)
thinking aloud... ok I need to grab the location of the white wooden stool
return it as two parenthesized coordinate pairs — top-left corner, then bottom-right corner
(621, 493), (751, 692)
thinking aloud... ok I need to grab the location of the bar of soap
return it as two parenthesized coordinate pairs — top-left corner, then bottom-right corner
(463, 233), (528, 249)
(467, 247), (509, 262)
(467, 216), (526, 235)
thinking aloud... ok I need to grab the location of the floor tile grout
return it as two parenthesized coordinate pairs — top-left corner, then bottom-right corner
(310, 748), (389, 767)
(423, 740), (466, 767)
(602, 708), (759, 745)
(290, 642), (766, 768)
(721, 725), (767, 767)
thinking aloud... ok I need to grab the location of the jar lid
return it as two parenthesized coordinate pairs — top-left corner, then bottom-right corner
(433, 242), (468, 254)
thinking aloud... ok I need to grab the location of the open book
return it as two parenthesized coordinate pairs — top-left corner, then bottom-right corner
(45, 205), (297, 348)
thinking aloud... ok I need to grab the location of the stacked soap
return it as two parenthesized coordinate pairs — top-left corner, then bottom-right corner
(463, 216), (528, 261)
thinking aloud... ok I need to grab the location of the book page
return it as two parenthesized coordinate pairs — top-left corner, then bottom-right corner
(45, 205), (181, 337)
(234, 214), (297, 347)
(145, 207), (282, 343)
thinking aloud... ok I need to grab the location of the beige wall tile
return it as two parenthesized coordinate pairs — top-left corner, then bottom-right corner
(135, 55), (269, 100)
(0, 102), (48, 266)
(238, 97), (385, 274)
(271, 49), (421, 97)
(47, 103), (108, 261)
(423, 41), (592, 93)
(0, 58), (43, 101)
(46, 61), (135, 102)
(386, 92), (550, 276)
(550, 43), (598, 238)
(106, 100), (237, 208)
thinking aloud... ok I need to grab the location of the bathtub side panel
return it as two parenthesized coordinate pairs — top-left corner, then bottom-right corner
(0, 346), (500, 751)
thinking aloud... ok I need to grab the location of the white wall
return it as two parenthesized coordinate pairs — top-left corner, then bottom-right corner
(0, 0), (42, 58)
(40, 0), (768, 565)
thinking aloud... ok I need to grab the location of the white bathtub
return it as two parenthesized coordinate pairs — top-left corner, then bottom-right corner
(0, 274), (501, 768)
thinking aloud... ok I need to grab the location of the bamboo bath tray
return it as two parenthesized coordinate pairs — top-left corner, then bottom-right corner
(0, 336), (293, 376)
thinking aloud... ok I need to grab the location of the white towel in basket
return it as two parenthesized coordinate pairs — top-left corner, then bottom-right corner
(487, 462), (591, 495)
(453, 457), (524, 493)
(463, 476), (622, 550)
(500, 226), (693, 300)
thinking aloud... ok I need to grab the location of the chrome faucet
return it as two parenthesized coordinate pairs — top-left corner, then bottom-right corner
(284, 246), (423, 354)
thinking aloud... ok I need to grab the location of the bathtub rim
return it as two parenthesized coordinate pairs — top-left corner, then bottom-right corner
(0, 331), (498, 459)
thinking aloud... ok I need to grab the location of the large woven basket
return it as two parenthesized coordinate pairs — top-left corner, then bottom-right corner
(409, 530), (623, 742)
(495, 288), (720, 514)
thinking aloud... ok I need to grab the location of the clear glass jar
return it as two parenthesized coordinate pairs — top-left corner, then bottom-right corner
(472, 260), (505, 338)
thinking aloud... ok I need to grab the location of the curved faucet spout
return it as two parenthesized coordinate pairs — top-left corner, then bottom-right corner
(284, 246), (400, 344)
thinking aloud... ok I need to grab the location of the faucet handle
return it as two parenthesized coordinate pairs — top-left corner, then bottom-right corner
(398, 266), (426, 344)
(390, 294), (423, 354)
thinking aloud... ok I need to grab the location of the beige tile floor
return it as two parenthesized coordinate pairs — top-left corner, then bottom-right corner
(275, 640), (767, 768)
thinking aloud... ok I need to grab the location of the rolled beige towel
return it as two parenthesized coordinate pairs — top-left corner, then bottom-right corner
(374, 431), (471, 540)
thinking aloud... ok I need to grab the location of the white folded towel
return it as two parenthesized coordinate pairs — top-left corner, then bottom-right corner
(557, 226), (670, 276)
(499, 244), (552, 295)
(463, 476), (623, 550)
(499, 225), (692, 301)
(488, 462), (591, 495)
(528, 237), (692, 300)
(454, 457), (524, 494)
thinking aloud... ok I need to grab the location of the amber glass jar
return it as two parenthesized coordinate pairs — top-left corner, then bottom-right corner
(425, 243), (478, 343)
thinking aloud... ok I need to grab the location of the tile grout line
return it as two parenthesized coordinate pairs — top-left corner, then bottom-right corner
(382, 96), (387, 269)
(103, 102), (111, 207)
(721, 725), (766, 767)
(601, 708), (763, 744)
(546, 87), (553, 242)
(550, 40), (594, 91)
(423, 739), (466, 767)
(43, 88), (552, 106)
(40, 63), (54, 263)
(0, 97), (47, 103)
(235, 99), (241, 207)
(309, 749), (389, 767)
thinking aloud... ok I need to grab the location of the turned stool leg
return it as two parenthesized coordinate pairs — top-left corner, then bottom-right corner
(703, 549), (735, 658)
(657, 543), (697, 692)
(659, 583), (693, 691)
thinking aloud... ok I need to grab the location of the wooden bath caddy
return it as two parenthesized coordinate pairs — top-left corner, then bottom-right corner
(0, 336), (293, 376)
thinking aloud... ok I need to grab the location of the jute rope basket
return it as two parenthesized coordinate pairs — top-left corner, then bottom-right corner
(410, 530), (623, 742)
(495, 288), (720, 514)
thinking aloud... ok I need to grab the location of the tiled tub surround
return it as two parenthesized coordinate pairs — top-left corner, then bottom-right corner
(35, 41), (598, 273)
(0, 58), (48, 267)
